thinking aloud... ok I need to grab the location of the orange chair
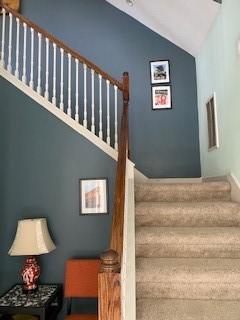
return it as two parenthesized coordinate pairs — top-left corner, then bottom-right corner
(64, 259), (100, 320)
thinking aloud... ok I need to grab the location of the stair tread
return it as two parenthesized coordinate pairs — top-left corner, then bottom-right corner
(136, 226), (240, 245)
(137, 298), (240, 320)
(135, 181), (230, 189)
(136, 257), (240, 283)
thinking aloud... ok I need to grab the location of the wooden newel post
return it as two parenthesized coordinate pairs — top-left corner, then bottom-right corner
(123, 72), (129, 106)
(122, 72), (130, 159)
(98, 250), (121, 320)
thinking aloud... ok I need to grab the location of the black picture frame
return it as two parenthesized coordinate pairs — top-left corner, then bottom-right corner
(151, 85), (172, 110)
(150, 60), (170, 84)
(79, 178), (109, 215)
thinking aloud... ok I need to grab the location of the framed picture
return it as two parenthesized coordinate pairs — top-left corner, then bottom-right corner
(150, 60), (170, 84)
(79, 178), (108, 215)
(152, 85), (172, 110)
(206, 92), (219, 150)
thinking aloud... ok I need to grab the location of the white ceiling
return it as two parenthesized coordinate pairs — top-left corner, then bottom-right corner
(106, 0), (221, 56)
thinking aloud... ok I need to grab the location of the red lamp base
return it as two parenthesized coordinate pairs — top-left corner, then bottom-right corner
(21, 256), (40, 294)
(22, 286), (38, 294)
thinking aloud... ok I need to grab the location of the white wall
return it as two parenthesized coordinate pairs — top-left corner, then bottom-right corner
(196, 0), (240, 182)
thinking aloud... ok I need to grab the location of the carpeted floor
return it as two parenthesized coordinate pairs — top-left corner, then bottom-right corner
(135, 181), (240, 320)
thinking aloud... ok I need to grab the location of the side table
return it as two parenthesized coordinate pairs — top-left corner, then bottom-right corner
(0, 284), (63, 320)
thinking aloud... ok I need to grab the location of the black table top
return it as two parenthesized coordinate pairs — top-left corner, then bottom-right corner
(0, 285), (61, 308)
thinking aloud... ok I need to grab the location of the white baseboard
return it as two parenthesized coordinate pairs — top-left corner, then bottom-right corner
(227, 174), (240, 203)
(134, 170), (203, 184)
(122, 162), (136, 320)
(134, 168), (148, 182)
(148, 177), (203, 183)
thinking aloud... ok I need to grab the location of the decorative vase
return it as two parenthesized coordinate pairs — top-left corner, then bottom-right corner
(21, 256), (40, 293)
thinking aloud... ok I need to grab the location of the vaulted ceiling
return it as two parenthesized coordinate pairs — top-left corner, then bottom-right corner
(106, 0), (221, 56)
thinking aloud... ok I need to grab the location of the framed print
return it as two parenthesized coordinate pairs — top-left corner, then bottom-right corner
(152, 86), (172, 110)
(150, 60), (170, 84)
(80, 178), (108, 215)
(206, 92), (219, 150)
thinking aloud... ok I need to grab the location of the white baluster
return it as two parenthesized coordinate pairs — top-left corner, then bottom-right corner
(37, 33), (42, 94)
(44, 38), (49, 99)
(114, 85), (118, 150)
(98, 74), (103, 140)
(52, 43), (57, 105)
(75, 59), (79, 122)
(106, 80), (110, 145)
(1, 8), (6, 67)
(29, 27), (34, 88)
(7, 13), (13, 72)
(22, 22), (27, 84)
(59, 48), (64, 111)
(15, 18), (20, 78)
(67, 53), (72, 116)
(83, 63), (87, 128)
(91, 69), (95, 134)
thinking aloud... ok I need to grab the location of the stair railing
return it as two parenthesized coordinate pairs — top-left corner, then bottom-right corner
(0, 5), (124, 150)
(98, 72), (129, 320)
(0, 5), (130, 319)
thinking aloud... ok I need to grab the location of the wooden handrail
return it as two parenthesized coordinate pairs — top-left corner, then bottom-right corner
(99, 72), (129, 320)
(110, 72), (129, 258)
(1, 4), (123, 90)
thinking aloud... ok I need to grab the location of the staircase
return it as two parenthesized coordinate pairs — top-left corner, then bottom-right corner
(0, 5), (124, 161)
(135, 181), (240, 320)
(3, 5), (240, 320)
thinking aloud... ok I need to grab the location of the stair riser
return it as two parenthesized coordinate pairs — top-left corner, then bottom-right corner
(135, 182), (231, 202)
(136, 191), (231, 202)
(136, 244), (240, 258)
(137, 299), (240, 320)
(136, 282), (240, 300)
(136, 217), (239, 227)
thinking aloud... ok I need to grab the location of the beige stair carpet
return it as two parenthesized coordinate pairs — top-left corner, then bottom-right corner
(135, 181), (240, 320)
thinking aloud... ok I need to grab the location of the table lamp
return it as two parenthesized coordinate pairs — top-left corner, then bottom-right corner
(8, 218), (56, 294)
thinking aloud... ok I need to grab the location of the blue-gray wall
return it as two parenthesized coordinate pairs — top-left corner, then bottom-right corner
(0, 0), (200, 303)
(0, 76), (116, 307)
(19, 0), (200, 178)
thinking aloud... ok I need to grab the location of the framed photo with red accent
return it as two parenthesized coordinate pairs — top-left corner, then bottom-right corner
(79, 178), (108, 215)
(151, 85), (172, 110)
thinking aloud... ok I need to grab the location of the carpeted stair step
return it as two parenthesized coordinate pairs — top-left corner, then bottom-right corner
(136, 257), (240, 299)
(137, 298), (240, 320)
(135, 181), (231, 202)
(136, 226), (240, 258)
(135, 201), (240, 227)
